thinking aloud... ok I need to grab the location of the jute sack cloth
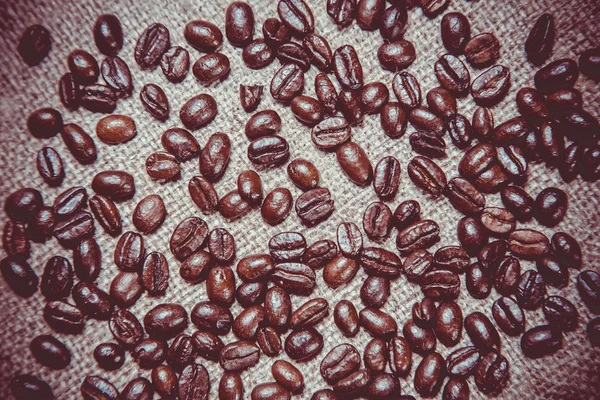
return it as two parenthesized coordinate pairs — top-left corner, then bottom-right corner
(0, 0), (599, 398)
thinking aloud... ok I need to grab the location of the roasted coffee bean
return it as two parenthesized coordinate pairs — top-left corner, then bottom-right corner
(245, 110), (281, 140)
(521, 325), (562, 358)
(420, 270), (460, 300)
(237, 254), (274, 282)
(226, 2), (254, 47)
(169, 217), (208, 262)
(434, 246), (469, 273)
(334, 300), (359, 337)
(446, 346), (480, 377)
(36, 147), (64, 186)
(188, 176), (219, 213)
(60, 123), (97, 164)
(236, 281), (266, 307)
(178, 253), (209, 287)
(277, 42), (310, 71)
(114, 231), (145, 272)
(537, 120), (564, 166)
(140, 84), (169, 121)
(271, 262), (316, 294)
(492, 297), (525, 336)
(192, 331), (224, 361)
(458, 217), (488, 258)
(409, 130), (445, 158)
(193, 52), (231, 84)
(337, 221), (363, 257)
(291, 297), (329, 328)
(414, 352), (445, 397)
(380, 4), (408, 40)
(356, 0), (385, 30)
(295, 187), (335, 226)
(464, 33), (500, 67)
(101, 56), (133, 98)
(542, 296), (578, 331)
(579, 47), (600, 80)
(427, 87), (457, 119)
(285, 326), (323, 361)
(446, 114), (473, 148)
(412, 297), (436, 328)
(363, 202), (392, 241)
(53, 186), (87, 221)
(333, 369), (371, 394)
(501, 185), (534, 221)
(393, 200), (420, 230)
(256, 326), (281, 357)
(200, 132), (231, 182)
(241, 85), (264, 114)
(144, 303), (187, 339)
(442, 377), (470, 400)
(41, 256), (73, 300)
(262, 17), (291, 48)
(471, 65), (511, 106)
(403, 319), (436, 354)
(132, 339), (167, 369)
(233, 305), (266, 340)
(278, 0), (314, 35)
(110, 272), (143, 308)
(160, 46), (189, 83)
(383, 336), (411, 377)
(10, 374), (53, 400)
(262, 188), (293, 225)
(251, 382), (290, 400)
(88, 195), (121, 237)
(408, 156), (447, 197)
(493, 256), (521, 294)
(59, 73), (79, 110)
(43, 300), (84, 333)
(516, 87), (549, 121)
(371, 157), (401, 200)
(185, 20), (223, 52)
(262, 287), (291, 331)
(435, 54), (470, 95)
(121, 377), (154, 400)
(206, 266), (235, 306)
(298, 242), (336, 271)
(480, 207), (515, 237)
(360, 276), (390, 307)
(18, 24), (51, 66)
(310, 389), (340, 400)
(68, 49), (99, 84)
(363, 337), (387, 372)
(248, 135), (290, 166)
(80, 376), (119, 400)
(1, 258), (38, 297)
(537, 255), (568, 288)
(391, 74), (419, 112)
(94, 343), (125, 371)
(80, 83), (117, 113)
(27, 107), (62, 140)
(218, 373), (244, 400)
(551, 232), (582, 270)
(577, 270), (600, 314)
(180, 94), (218, 130)
(53, 211), (94, 246)
(135, 23), (170, 68)
(466, 262), (491, 299)
(359, 247), (402, 278)
(525, 13), (555, 64)
(587, 318), (600, 345)
(534, 187), (568, 226)
(563, 113), (600, 147)
(333, 45), (363, 90)
(314, 74), (338, 115)
(336, 89), (363, 125)
(272, 360), (304, 392)
(409, 107), (445, 133)
(360, 82), (389, 114)
(93, 14), (123, 56)
(161, 128), (200, 162)
(141, 252), (169, 295)
(109, 309), (143, 347)
(217, 191), (251, 220)
(92, 170), (135, 201)
(311, 117), (351, 149)
(464, 312), (500, 352)
(446, 178), (486, 216)
(368, 373), (401, 398)
(72, 238), (101, 282)
(441, 12), (470, 54)
(509, 229), (550, 258)
(320, 343), (361, 382)
(516, 270), (546, 310)
(291, 95), (324, 125)
(472, 106), (494, 140)
(359, 307), (397, 338)
(380, 102), (407, 139)
(397, 220), (440, 255)
(377, 40), (416, 71)
(535, 58), (579, 94)
(72, 281), (113, 319)
(243, 39), (276, 69)
(327, 0), (356, 27)
(302, 33), (332, 71)
(132, 194), (166, 234)
(547, 88), (582, 116)
(269, 232), (307, 263)
(271, 63), (304, 103)
(3, 221), (29, 259)
(477, 240), (507, 274)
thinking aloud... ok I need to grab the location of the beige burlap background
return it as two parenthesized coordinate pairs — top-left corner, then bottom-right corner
(1, 0), (599, 398)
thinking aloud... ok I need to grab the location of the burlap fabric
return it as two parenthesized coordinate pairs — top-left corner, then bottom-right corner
(1, 0), (599, 398)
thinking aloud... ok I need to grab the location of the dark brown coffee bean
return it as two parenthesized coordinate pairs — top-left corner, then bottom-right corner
(516, 269), (546, 310)
(516, 87), (549, 122)
(521, 325), (563, 358)
(218, 372), (243, 400)
(337, 221), (363, 257)
(257, 326), (282, 357)
(477, 240), (507, 275)
(493, 256), (520, 295)
(547, 88), (582, 116)
(447, 114), (473, 148)
(291, 95), (324, 125)
(525, 13), (555, 64)
(464, 33), (500, 67)
(206, 266), (235, 307)
(359, 247), (402, 278)
(509, 229), (550, 259)
(141, 252), (169, 295)
(363, 202), (392, 241)
(577, 270), (600, 314)
(88, 195), (120, 237)
(236, 254), (274, 283)
(198, 132), (230, 182)
(391, 73), (420, 110)
(180, 94), (218, 130)
(297, 240), (336, 271)
(327, 0), (356, 27)
(160, 46), (189, 83)
(192, 331), (224, 361)
(412, 298), (436, 328)
(248, 135), (290, 166)
(377, 40), (416, 71)
(286, 159), (319, 191)
(262, 188), (293, 225)
(72, 281), (113, 319)
(144, 303), (187, 339)
(363, 337), (387, 372)
(479, 207), (515, 237)
(60, 123), (97, 164)
(225, 1), (255, 46)
(472, 106), (494, 140)
(271, 262), (316, 294)
(397, 220), (440, 255)
(551, 232), (582, 270)
(92, 170), (135, 201)
(445, 177), (485, 215)
(409, 107), (445, 133)
(233, 305), (265, 340)
(291, 297), (329, 329)
(491, 296), (525, 336)
(333, 45), (363, 90)
(263, 286), (291, 331)
(562, 111), (600, 147)
(380, 4), (408, 40)
(359, 307), (397, 338)
(393, 200), (420, 230)
(101, 56), (133, 98)
(18, 24), (51, 66)
(132, 339), (167, 369)
(537, 120), (564, 166)
(245, 110), (281, 140)
(36, 147), (64, 186)
(121, 378), (154, 400)
(580, 47), (600, 80)
(108, 309), (143, 347)
(435, 54), (470, 95)
(501, 185), (534, 221)
(93, 14), (123, 56)
(458, 142), (496, 178)
(261, 18), (290, 49)
(471, 65), (511, 106)
(311, 117), (351, 150)
(420, 269), (460, 300)
(295, 187), (335, 226)
(10, 374), (53, 400)
(4, 188), (42, 223)
(70, 239), (100, 283)
(403, 319), (436, 354)
(457, 217), (487, 257)
(285, 326), (323, 361)
(360, 275), (390, 307)
(380, 102), (407, 139)
(278, 0), (314, 35)
(277, 42), (310, 71)
(1, 258), (38, 297)
(465, 262), (491, 299)
(442, 377), (470, 400)
(52, 186), (87, 221)
(53, 211), (94, 247)
(184, 19), (223, 52)
(132, 194), (166, 234)
(303, 33), (332, 71)
(168, 217), (208, 262)
(334, 300), (359, 337)
(135, 23), (170, 68)
(382, 336), (410, 378)
(333, 369), (371, 394)
(408, 156), (447, 197)
(434, 246), (469, 273)
(446, 346), (480, 377)
(193, 52), (231, 85)
(94, 343), (125, 371)
(534, 187), (568, 227)
(320, 343), (361, 383)
(81, 376), (119, 400)
(414, 352), (445, 397)
(43, 300), (84, 333)
(360, 82), (389, 114)
(242, 39), (275, 69)
(114, 231), (145, 272)
(310, 389), (340, 400)
(80, 84), (117, 113)
(41, 256), (72, 300)
(67, 49), (99, 84)
(356, 0), (385, 30)
(161, 128), (199, 162)
(441, 12), (470, 54)
(272, 360), (304, 392)
(336, 89), (364, 125)
(537, 255), (568, 288)
(427, 87), (457, 119)
(269, 232), (306, 263)
(251, 383), (290, 400)
(371, 157), (401, 200)
(145, 151), (181, 182)
(236, 281), (265, 307)
(542, 296), (578, 332)
(314, 73), (338, 114)
(217, 191), (251, 220)
(59, 73), (80, 110)
(535, 58), (579, 94)
(464, 312), (500, 352)
(110, 271), (143, 308)
(271, 63), (304, 103)
(3, 221), (29, 259)
(188, 176), (218, 213)
(140, 84), (169, 121)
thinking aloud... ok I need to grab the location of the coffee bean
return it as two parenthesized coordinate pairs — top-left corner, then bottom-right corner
(248, 135), (290, 166)
(236, 281), (266, 307)
(92, 170), (135, 201)
(427, 87), (457, 120)
(446, 177), (485, 215)
(380, 4), (408, 40)
(472, 106), (494, 140)
(315, 73), (338, 115)
(397, 220), (440, 255)
(412, 298), (436, 328)
(272, 360), (304, 392)
(262, 17), (291, 48)
(327, 0), (356, 27)
(43, 300), (84, 333)
(110, 271), (143, 308)
(479, 207), (515, 237)
(337, 221), (363, 257)
(534, 187), (568, 226)
(547, 88), (582, 116)
(73, 238), (101, 282)
(360, 275), (390, 307)
(233, 305), (265, 340)
(271, 63), (304, 103)
(542, 296), (578, 331)
(41, 256), (73, 300)
(291, 95), (324, 125)
(80, 84), (117, 113)
(101, 56), (133, 98)
(3, 221), (29, 259)
(509, 229), (550, 259)
(434, 246), (469, 273)
(81, 376), (119, 400)
(493, 256), (521, 294)
(36, 147), (64, 186)
(109, 309), (143, 347)
(207, 266), (236, 306)
(356, 0), (385, 30)
(135, 23), (170, 68)
(562, 110), (600, 147)
(217, 191), (251, 220)
(393, 200), (420, 230)
(295, 187), (335, 226)
(446, 346), (480, 377)
(368, 372), (400, 397)
(363, 337), (387, 372)
(141, 252), (169, 295)
(447, 114), (473, 148)
(291, 297), (329, 328)
(60, 123), (97, 164)
(159, 128), (199, 163)
(521, 325), (562, 358)
(87, 196), (119, 237)
(403, 318), (436, 354)
(501, 185), (534, 221)
(218, 372), (243, 400)
(59, 73), (80, 110)
(145, 151), (180, 182)
(113, 232), (144, 273)
(435, 54), (470, 95)
(93, 14), (123, 56)
(493, 297), (526, 337)
(334, 45), (363, 90)
(466, 262), (491, 299)
(271, 262), (316, 294)
(537, 121), (564, 166)
(516, 87), (549, 122)
(477, 239), (507, 274)
(578, 270), (600, 314)
(302, 33), (332, 71)
(245, 110), (281, 140)
(311, 117), (351, 150)
(159, 46), (190, 83)
(132, 339), (167, 369)
(18, 25), (51, 66)
(236, 254), (273, 283)
(370, 157), (401, 201)
(337, 89), (364, 125)
(471, 65), (511, 106)
(525, 13), (555, 64)
(359, 307), (397, 338)
(278, 0), (315, 35)
(579, 47), (600, 80)
(277, 42), (310, 71)
(27, 108), (62, 139)
(408, 156), (447, 197)
(285, 159), (319, 191)
(360, 82), (389, 114)
(185, 20), (223, 52)
(30, 334), (71, 369)
(251, 383), (290, 400)
(168, 218), (207, 262)
(377, 40), (416, 71)
(409, 107), (445, 133)
(537, 255), (568, 288)
(310, 390), (339, 400)
(121, 378), (154, 400)
(132, 195), (166, 234)
(52, 186), (86, 221)
(180, 94), (218, 130)
(10, 374), (53, 400)
(144, 303), (187, 339)
(420, 270), (460, 300)
(380, 102), (408, 139)
(334, 300), (359, 337)
(551, 232), (582, 270)
(333, 369), (371, 394)
(359, 247), (402, 278)
(187, 177), (218, 214)
(464, 33), (500, 67)
(68, 49), (99, 84)
(192, 331), (224, 361)
(140, 84), (169, 121)
(535, 58), (579, 94)
(414, 352), (445, 397)
(193, 53), (231, 84)
(72, 281), (113, 319)
(363, 202), (392, 241)
(320, 343), (361, 382)
(441, 12), (471, 54)
(94, 343), (125, 371)
(240, 85), (263, 112)
(243, 39), (275, 69)
(285, 326), (323, 361)
(263, 286), (291, 330)
(516, 269), (547, 310)
(300, 241), (336, 270)
(198, 133), (231, 183)
(53, 211), (95, 247)
(443, 377), (470, 400)
(261, 188), (293, 225)
(268, 232), (306, 263)
(464, 312), (500, 352)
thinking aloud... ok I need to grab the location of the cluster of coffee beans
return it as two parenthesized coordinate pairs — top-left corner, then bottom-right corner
(6, 0), (600, 399)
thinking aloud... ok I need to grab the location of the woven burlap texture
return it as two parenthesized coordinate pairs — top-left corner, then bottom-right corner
(1, 0), (599, 398)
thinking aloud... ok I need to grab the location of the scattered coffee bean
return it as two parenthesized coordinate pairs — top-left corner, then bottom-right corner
(140, 84), (169, 121)
(262, 188), (293, 225)
(521, 325), (562, 358)
(414, 352), (445, 397)
(441, 12), (471, 54)
(180, 94), (218, 130)
(60, 123), (97, 164)
(18, 25), (51, 66)
(146, 151), (180, 182)
(240, 84), (264, 112)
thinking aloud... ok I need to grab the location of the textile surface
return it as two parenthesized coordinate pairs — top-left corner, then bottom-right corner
(0, 0), (599, 398)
